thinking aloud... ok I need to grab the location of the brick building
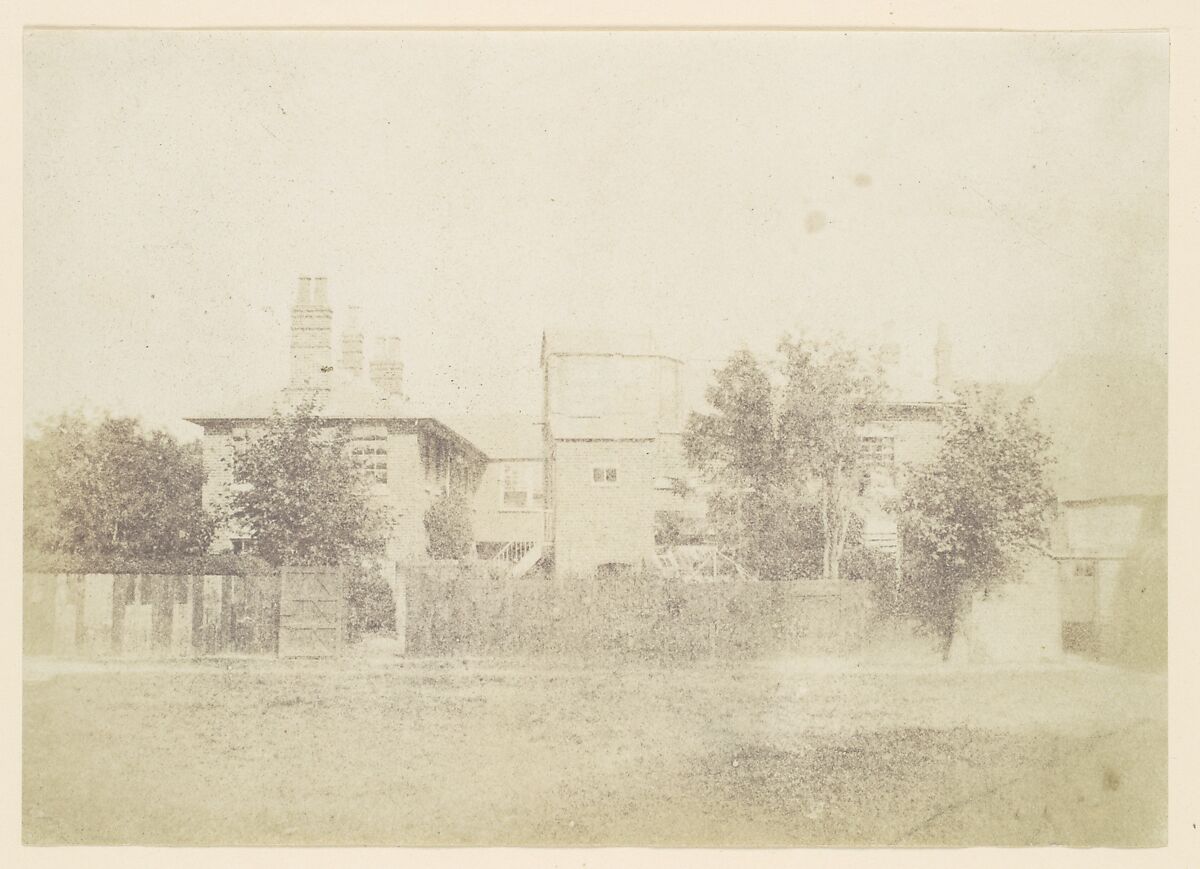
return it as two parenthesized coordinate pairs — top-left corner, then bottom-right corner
(187, 277), (488, 562)
(187, 277), (960, 580)
(541, 330), (690, 577)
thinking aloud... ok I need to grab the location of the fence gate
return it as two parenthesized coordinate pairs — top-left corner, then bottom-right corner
(278, 566), (345, 657)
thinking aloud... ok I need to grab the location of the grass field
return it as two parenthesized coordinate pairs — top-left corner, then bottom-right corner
(22, 655), (1166, 847)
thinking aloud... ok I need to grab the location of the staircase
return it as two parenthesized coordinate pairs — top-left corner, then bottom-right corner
(489, 540), (544, 578)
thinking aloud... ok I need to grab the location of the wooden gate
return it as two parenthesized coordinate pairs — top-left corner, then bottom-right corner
(278, 566), (345, 657)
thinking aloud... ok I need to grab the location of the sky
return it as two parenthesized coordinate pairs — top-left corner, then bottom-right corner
(23, 29), (1168, 439)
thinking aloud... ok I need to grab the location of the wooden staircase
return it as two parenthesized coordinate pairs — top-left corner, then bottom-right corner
(489, 540), (544, 578)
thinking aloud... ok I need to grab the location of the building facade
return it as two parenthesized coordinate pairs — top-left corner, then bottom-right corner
(187, 277), (489, 562)
(541, 330), (690, 577)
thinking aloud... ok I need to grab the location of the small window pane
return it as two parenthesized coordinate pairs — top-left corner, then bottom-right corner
(605, 468), (618, 483)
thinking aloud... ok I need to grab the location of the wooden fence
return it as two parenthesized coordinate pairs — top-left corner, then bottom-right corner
(401, 563), (872, 660)
(23, 573), (280, 658)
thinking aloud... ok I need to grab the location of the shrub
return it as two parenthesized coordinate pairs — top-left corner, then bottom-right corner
(346, 562), (397, 639)
(842, 545), (901, 616)
(423, 493), (474, 560)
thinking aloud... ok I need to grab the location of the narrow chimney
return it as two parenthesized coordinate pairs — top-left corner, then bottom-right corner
(288, 275), (334, 391)
(369, 335), (405, 399)
(341, 305), (365, 379)
(934, 323), (954, 394)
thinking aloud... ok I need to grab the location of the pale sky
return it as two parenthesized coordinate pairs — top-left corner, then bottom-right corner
(23, 29), (1168, 439)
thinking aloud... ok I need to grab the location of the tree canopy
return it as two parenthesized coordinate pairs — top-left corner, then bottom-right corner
(228, 401), (393, 567)
(24, 413), (214, 559)
(897, 386), (1056, 653)
(683, 336), (883, 581)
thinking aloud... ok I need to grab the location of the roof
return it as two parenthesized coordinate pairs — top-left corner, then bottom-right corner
(439, 414), (545, 461)
(184, 380), (489, 461)
(185, 382), (438, 423)
(541, 329), (680, 362)
(1029, 353), (1167, 501)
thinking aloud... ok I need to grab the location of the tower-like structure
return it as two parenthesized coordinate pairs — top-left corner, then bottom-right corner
(541, 330), (685, 577)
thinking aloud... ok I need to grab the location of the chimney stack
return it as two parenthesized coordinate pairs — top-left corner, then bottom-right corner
(370, 336), (405, 399)
(934, 323), (954, 395)
(341, 305), (365, 379)
(288, 275), (334, 392)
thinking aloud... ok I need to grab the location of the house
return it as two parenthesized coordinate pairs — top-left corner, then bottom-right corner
(943, 352), (1166, 666)
(440, 413), (548, 573)
(856, 325), (958, 555)
(1031, 353), (1167, 665)
(187, 277), (489, 562)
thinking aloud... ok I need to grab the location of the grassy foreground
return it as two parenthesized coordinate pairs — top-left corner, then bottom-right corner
(23, 656), (1166, 846)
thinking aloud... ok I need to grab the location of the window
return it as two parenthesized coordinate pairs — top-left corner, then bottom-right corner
(1073, 560), (1096, 578)
(231, 537), (253, 555)
(501, 464), (544, 509)
(351, 435), (388, 485)
(592, 466), (619, 485)
(859, 434), (895, 468)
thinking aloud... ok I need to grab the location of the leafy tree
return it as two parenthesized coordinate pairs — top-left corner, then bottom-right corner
(777, 338), (884, 581)
(897, 387), (1056, 657)
(423, 493), (474, 560)
(24, 413), (214, 559)
(228, 401), (392, 566)
(684, 337), (882, 581)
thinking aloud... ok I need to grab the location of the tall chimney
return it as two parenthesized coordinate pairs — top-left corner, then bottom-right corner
(341, 305), (365, 379)
(370, 336), (405, 399)
(288, 275), (334, 391)
(934, 323), (954, 395)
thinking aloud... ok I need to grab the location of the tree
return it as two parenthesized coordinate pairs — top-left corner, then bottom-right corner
(24, 413), (214, 559)
(228, 401), (392, 567)
(684, 337), (882, 581)
(898, 387), (1056, 657)
(776, 338), (884, 581)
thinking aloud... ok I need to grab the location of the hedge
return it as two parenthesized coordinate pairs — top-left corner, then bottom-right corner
(22, 548), (279, 576)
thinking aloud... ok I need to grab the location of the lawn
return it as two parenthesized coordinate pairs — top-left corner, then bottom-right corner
(22, 655), (1166, 847)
